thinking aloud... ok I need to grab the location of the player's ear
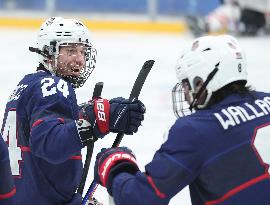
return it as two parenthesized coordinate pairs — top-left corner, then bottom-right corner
(45, 58), (53, 66)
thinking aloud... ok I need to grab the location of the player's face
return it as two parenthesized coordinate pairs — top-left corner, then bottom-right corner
(56, 43), (86, 77)
(182, 81), (192, 104)
(183, 79), (207, 106)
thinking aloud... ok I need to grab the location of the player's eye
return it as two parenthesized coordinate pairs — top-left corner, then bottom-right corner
(65, 48), (77, 56)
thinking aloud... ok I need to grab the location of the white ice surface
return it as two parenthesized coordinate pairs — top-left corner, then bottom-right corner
(0, 29), (270, 205)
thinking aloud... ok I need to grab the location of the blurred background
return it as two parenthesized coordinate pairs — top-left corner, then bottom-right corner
(0, 0), (220, 16)
(0, 0), (232, 34)
(0, 1), (270, 205)
(0, 0), (269, 35)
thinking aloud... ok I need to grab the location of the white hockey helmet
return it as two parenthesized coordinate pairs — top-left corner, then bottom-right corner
(30, 17), (97, 88)
(172, 35), (248, 117)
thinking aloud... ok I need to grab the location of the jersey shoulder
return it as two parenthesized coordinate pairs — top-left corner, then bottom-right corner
(23, 71), (75, 100)
(6, 71), (78, 120)
(163, 110), (223, 160)
(12, 71), (76, 108)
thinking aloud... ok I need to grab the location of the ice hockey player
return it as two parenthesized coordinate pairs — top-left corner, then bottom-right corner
(0, 134), (15, 205)
(237, 0), (268, 35)
(1, 17), (145, 205)
(186, 0), (269, 36)
(93, 35), (270, 205)
(185, 0), (241, 36)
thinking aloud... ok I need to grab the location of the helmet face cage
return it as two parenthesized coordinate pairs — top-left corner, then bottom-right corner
(172, 82), (194, 118)
(78, 46), (97, 88)
(36, 17), (97, 88)
(51, 42), (97, 88)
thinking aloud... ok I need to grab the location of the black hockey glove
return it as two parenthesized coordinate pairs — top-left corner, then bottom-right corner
(94, 147), (139, 195)
(78, 97), (145, 146)
(109, 97), (145, 134)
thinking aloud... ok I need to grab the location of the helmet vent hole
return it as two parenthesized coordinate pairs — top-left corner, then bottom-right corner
(202, 48), (211, 52)
(228, 42), (237, 49)
(59, 24), (64, 26)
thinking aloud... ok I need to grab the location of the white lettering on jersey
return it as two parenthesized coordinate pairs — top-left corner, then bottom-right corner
(227, 106), (247, 124)
(2, 110), (22, 176)
(41, 78), (69, 98)
(214, 109), (236, 130)
(255, 99), (270, 114)
(8, 84), (28, 102)
(245, 103), (264, 117)
(214, 97), (270, 130)
(236, 106), (256, 121)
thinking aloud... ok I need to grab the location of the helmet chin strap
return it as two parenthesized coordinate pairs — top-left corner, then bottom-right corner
(29, 47), (51, 59)
(189, 62), (220, 111)
(29, 46), (57, 74)
(29, 41), (57, 59)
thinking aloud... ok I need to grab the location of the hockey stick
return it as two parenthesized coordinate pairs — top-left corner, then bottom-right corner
(82, 60), (155, 205)
(77, 82), (104, 195)
(112, 60), (154, 147)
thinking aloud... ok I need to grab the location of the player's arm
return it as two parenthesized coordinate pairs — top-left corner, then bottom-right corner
(94, 121), (204, 205)
(94, 147), (191, 205)
(27, 77), (145, 164)
(24, 77), (84, 164)
(0, 138), (16, 205)
(0, 160), (16, 205)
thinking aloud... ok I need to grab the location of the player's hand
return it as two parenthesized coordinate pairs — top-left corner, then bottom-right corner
(109, 97), (145, 134)
(78, 97), (111, 144)
(94, 147), (139, 195)
(79, 97), (145, 138)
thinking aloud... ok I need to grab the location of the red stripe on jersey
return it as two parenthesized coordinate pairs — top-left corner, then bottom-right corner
(57, 118), (65, 123)
(0, 187), (16, 199)
(146, 175), (166, 199)
(32, 119), (44, 128)
(70, 155), (82, 160)
(21, 146), (31, 152)
(205, 173), (270, 205)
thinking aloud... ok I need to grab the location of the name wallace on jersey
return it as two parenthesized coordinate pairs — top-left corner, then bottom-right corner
(214, 96), (270, 130)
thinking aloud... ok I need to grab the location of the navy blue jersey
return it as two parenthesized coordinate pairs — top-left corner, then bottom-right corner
(111, 91), (270, 205)
(1, 70), (84, 205)
(0, 135), (15, 205)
